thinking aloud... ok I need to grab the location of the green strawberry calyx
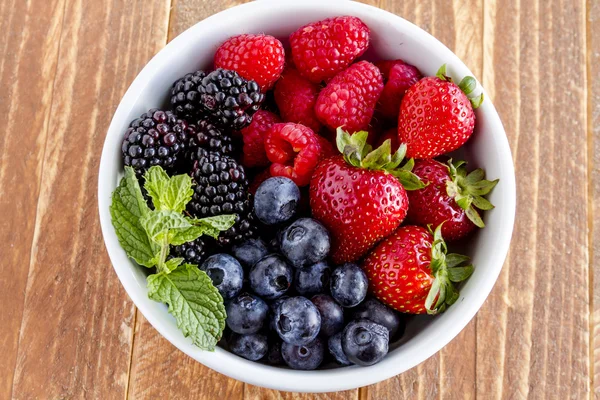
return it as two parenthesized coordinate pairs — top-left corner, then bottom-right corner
(425, 223), (474, 314)
(335, 127), (425, 190)
(445, 159), (499, 228)
(436, 64), (484, 109)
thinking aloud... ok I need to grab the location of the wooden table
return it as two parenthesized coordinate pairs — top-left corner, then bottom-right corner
(1, 0), (598, 398)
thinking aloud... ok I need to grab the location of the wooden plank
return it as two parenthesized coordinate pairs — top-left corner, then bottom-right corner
(8, 0), (171, 398)
(589, 0), (600, 395)
(0, 0), (66, 396)
(478, 0), (590, 399)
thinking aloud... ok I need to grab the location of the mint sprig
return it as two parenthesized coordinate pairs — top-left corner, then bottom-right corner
(110, 166), (235, 350)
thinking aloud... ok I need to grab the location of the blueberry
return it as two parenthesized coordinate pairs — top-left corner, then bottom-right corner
(199, 254), (244, 300)
(232, 238), (269, 269)
(280, 218), (330, 267)
(229, 333), (268, 361)
(311, 294), (344, 337)
(266, 339), (285, 365)
(249, 254), (293, 300)
(295, 261), (331, 296)
(281, 338), (324, 370)
(226, 293), (268, 334)
(268, 296), (289, 332)
(330, 263), (368, 307)
(328, 332), (352, 366)
(274, 296), (321, 345)
(254, 177), (300, 225)
(352, 297), (404, 339)
(342, 319), (389, 366)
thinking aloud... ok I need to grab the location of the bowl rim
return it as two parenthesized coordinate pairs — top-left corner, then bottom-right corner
(98, 0), (516, 393)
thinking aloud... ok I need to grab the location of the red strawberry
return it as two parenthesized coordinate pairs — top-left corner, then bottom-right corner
(363, 224), (473, 314)
(310, 128), (424, 263)
(407, 159), (498, 241)
(239, 110), (281, 168)
(398, 64), (484, 159)
(274, 67), (322, 132)
(376, 59), (422, 120)
(315, 61), (384, 132)
(265, 123), (329, 186)
(290, 16), (370, 83)
(214, 34), (285, 90)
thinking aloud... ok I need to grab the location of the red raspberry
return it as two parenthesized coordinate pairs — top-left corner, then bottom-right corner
(214, 34), (285, 90)
(274, 68), (322, 132)
(239, 110), (281, 168)
(290, 16), (370, 83)
(265, 123), (326, 186)
(315, 61), (383, 132)
(376, 60), (422, 120)
(249, 169), (272, 195)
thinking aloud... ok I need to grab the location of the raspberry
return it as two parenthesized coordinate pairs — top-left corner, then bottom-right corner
(239, 110), (281, 168)
(214, 34), (285, 91)
(290, 16), (370, 83)
(265, 123), (325, 186)
(249, 169), (272, 195)
(274, 68), (322, 132)
(376, 60), (422, 120)
(315, 61), (383, 132)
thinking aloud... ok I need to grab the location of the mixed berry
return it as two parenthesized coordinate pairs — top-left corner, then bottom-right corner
(113, 15), (498, 369)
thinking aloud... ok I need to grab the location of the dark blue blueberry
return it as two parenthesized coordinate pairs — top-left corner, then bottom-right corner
(249, 254), (293, 300)
(328, 332), (352, 366)
(254, 177), (300, 225)
(330, 263), (368, 307)
(229, 333), (268, 361)
(266, 339), (285, 365)
(281, 337), (324, 370)
(274, 296), (321, 345)
(342, 319), (389, 366)
(295, 261), (331, 296)
(352, 297), (404, 339)
(226, 293), (268, 334)
(199, 254), (244, 300)
(268, 296), (290, 331)
(231, 238), (269, 269)
(280, 218), (330, 267)
(311, 294), (344, 337)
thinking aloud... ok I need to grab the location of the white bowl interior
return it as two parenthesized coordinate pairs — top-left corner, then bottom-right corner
(98, 0), (516, 393)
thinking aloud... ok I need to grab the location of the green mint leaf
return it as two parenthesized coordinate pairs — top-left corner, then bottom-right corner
(187, 215), (237, 239)
(147, 264), (226, 350)
(169, 225), (211, 245)
(164, 257), (184, 272)
(144, 166), (194, 213)
(140, 210), (193, 243)
(110, 167), (159, 267)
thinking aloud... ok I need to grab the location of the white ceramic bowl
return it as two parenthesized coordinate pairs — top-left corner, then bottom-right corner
(98, 0), (516, 393)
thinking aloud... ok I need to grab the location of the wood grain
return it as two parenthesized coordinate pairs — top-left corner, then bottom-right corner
(0, 0), (66, 395)
(7, 0), (171, 398)
(589, 0), (600, 396)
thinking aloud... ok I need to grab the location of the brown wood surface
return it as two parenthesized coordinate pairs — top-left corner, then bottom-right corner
(0, 0), (597, 399)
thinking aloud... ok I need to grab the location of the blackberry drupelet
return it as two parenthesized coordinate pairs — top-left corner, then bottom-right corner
(187, 148), (257, 247)
(170, 70), (207, 120)
(187, 119), (234, 159)
(121, 109), (193, 174)
(170, 237), (212, 265)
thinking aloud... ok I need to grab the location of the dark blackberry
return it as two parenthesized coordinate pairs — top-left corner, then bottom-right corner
(187, 148), (257, 247)
(170, 237), (213, 265)
(170, 70), (207, 120)
(121, 109), (193, 174)
(187, 119), (234, 159)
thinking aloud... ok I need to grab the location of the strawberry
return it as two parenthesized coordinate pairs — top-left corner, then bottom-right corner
(362, 224), (473, 314)
(274, 67), (322, 132)
(239, 110), (281, 168)
(398, 64), (484, 159)
(407, 159), (499, 241)
(214, 34), (285, 90)
(310, 128), (424, 263)
(290, 16), (370, 83)
(376, 59), (422, 120)
(315, 61), (384, 132)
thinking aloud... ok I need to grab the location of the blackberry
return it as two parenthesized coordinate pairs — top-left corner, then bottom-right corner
(170, 237), (212, 265)
(187, 148), (257, 247)
(187, 119), (234, 158)
(170, 70), (207, 120)
(121, 109), (193, 174)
